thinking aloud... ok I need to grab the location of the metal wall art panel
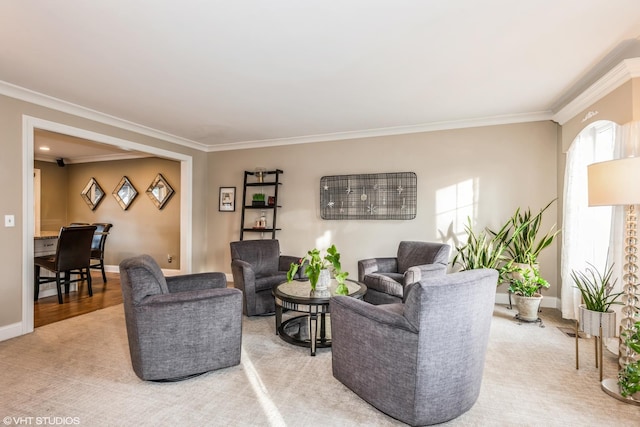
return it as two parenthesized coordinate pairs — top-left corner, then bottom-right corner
(320, 172), (416, 220)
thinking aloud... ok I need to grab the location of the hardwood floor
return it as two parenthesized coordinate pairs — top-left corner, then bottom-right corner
(34, 271), (123, 328)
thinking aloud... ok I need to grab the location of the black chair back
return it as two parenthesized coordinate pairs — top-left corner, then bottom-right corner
(54, 226), (97, 271)
(90, 223), (112, 256)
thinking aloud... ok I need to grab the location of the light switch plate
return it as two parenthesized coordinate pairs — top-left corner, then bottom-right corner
(4, 215), (15, 227)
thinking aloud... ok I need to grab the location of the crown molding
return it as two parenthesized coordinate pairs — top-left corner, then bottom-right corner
(552, 57), (640, 125)
(1, 79), (554, 153)
(0, 80), (209, 152)
(206, 111), (553, 152)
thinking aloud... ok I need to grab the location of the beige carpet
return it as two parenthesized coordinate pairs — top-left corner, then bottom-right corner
(0, 304), (638, 426)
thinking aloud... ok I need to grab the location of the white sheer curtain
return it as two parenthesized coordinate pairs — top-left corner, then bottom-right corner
(561, 128), (591, 320)
(561, 122), (617, 320)
(561, 120), (640, 353)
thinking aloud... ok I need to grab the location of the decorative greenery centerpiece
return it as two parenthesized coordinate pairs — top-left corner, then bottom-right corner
(570, 263), (621, 312)
(619, 321), (640, 398)
(287, 244), (349, 295)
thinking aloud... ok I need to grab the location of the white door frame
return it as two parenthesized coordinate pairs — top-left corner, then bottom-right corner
(22, 115), (193, 334)
(34, 168), (41, 235)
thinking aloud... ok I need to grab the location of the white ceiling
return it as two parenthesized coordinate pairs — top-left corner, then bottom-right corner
(2, 1), (640, 157)
(33, 130), (150, 164)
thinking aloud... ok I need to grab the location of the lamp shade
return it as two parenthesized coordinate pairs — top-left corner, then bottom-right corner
(588, 156), (640, 206)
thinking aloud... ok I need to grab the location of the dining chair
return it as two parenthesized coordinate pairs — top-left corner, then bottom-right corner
(34, 225), (96, 304)
(89, 223), (113, 283)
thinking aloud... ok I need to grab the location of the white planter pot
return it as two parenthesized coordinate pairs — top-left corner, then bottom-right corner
(515, 294), (542, 322)
(578, 305), (616, 337)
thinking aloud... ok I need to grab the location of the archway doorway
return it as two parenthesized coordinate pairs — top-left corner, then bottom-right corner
(22, 116), (193, 333)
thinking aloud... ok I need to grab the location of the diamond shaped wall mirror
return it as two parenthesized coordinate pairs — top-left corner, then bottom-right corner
(146, 173), (175, 210)
(112, 176), (138, 211)
(81, 177), (105, 211)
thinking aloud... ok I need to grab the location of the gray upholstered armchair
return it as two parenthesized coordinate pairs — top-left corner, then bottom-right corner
(230, 239), (303, 316)
(331, 269), (498, 426)
(357, 241), (451, 304)
(119, 254), (242, 381)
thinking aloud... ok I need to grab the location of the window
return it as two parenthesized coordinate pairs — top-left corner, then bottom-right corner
(561, 120), (617, 319)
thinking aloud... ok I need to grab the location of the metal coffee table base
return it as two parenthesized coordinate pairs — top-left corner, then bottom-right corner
(273, 279), (366, 356)
(277, 313), (331, 355)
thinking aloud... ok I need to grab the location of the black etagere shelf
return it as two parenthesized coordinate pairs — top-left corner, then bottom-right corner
(239, 169), (283, 240)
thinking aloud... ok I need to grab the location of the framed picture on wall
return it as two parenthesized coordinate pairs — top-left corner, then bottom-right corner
(219, 187), (236, 212)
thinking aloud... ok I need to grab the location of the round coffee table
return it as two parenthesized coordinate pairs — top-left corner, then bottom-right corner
(272, 279), (366, 356)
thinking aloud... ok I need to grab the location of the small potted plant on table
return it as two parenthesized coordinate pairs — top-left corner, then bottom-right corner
(287, 244), (349, 295)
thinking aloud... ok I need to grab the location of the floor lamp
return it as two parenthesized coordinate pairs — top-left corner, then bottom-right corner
(588, 156), (640, 404)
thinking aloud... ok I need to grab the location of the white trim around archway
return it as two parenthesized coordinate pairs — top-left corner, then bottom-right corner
(21, 115), (193, 334)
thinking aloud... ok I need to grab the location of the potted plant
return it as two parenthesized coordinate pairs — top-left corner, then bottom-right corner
(502, 199), (560, 273)
(452, 217), (517, 285)
(619, 320), (640, 399)
(571, 263), (621, 337)
(252, 192), (266, 207)
(287, 244), (349, 295)
(485, 200), (559, 310)
(508, 266), (549, 322)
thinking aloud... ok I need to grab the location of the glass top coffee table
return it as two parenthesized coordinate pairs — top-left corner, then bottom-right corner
(272, 279), (366, 356)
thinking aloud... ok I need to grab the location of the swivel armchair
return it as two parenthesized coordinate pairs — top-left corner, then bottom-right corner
(358, 241), (450, 304)
(119, 254), (242, 381)
(230, 239), (304, 316)
(331, 269), (498, 426)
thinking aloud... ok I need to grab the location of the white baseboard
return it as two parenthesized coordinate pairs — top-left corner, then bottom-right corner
(0, 321), (24, 342)
(36, 273), (563, 307)
(495, 292), (560, 309)
(38, 283), (78, 298)
(105, 264), (182, 276)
